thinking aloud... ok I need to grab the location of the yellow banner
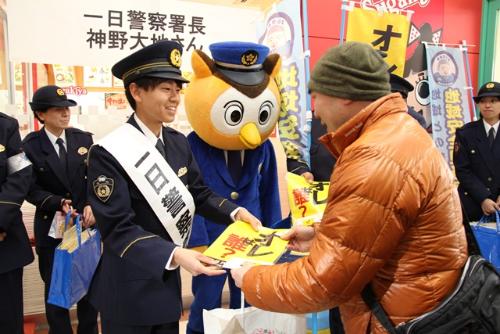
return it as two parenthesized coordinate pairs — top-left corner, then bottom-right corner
(346, 7), (410, 76)
(287, 172), (329, 226)
(204, 221), (288, 266)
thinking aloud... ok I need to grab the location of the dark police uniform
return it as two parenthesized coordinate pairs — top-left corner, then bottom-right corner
(453, 81), (500, 256)
(23, 85), (97, 334)
(87, 40), (239, 334)
(454, 120), (500, 221)
(0, 112), (33, 334)
(454, 82), (500, 222)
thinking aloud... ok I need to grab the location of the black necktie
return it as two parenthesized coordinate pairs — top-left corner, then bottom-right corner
(56, 138), (68, 174)
(155, 138), (166, 159)
(488, 128), (495, 148)
(227, 150), (242, 184)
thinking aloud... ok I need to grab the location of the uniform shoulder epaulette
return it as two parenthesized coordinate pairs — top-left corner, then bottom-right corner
(165, 126), (182, 136)
(22, 130), (41, 143)
(67, 127), (93, 137)
(0, 112), (17, 124)
(461, 120), (480, 131)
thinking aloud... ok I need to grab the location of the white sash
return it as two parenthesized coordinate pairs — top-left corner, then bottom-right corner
(98, 123), (194, 246)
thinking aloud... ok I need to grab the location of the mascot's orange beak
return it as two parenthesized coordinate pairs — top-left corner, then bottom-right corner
(239, 123), (261, 149)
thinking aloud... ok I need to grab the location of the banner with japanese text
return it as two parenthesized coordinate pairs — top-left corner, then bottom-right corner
(7, 0), (260, 68)
(257, 0), (310, 166)
(425, 45), (472, 168)
(346, 7), (410, 76)
(346, 0), (445, 130)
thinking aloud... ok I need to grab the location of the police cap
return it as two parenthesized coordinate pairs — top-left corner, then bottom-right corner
(29, 85), (77, 111)
(209, 41), (270, 86)
(112, 40), (189, 86)
(473, 81), (500, 103)
(389, 73), (414, 99)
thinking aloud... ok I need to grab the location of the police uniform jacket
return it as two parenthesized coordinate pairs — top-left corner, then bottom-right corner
(186, 132), (281, 247)
(0, 113), (34, 273)
(87, 116), (238, 325)
(453, 120), (500, 221)
(22, 127), (93, 248)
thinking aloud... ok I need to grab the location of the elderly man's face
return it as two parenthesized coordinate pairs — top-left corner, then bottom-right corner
(311, 92), (351, 133)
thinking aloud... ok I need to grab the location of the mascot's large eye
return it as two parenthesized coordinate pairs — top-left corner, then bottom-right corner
(224, 100), (244, 126)
(258, 100), (273, 125)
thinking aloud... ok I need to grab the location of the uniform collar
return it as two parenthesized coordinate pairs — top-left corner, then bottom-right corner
(44, 127), (67, 147)
(133, 113), (164, 145)
(482, 119), (499, 135)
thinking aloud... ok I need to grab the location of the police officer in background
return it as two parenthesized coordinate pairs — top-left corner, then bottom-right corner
(389, 73), (427, 128)
(23, 86), (97, 334)
(0, 112), (33, 334)
(454, 81), (500, 222)
(87, 40), (261, 334)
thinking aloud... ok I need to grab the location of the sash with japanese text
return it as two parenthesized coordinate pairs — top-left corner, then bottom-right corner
(98, 123), (195, 246)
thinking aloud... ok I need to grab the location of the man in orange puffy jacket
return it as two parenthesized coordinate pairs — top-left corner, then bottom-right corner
(232, 41), (467, 333)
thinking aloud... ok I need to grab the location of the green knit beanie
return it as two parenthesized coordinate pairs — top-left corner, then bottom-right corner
(308, 41), (391, 100)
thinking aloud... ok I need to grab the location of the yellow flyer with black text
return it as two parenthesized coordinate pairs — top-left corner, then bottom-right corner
(203, 221), (290, 268)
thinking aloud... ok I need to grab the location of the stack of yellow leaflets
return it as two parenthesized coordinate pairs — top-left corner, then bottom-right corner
(203, 221), (290, 269)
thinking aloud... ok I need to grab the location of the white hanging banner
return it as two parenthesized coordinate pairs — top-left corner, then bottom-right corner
(7, 0), (261, 68)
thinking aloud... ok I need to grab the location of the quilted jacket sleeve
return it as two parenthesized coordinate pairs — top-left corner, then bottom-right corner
(242, 145), (418, 313)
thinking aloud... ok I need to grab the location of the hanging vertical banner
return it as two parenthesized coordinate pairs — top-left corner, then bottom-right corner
(426, 45), (472, 168)
(257, 0), (310, 166)
(346, 7), (410, 76)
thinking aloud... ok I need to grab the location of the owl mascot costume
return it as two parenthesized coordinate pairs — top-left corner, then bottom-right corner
(184, 41), (282, 334)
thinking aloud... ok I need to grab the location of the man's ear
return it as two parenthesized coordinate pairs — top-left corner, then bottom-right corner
(128, 83), (142, 104)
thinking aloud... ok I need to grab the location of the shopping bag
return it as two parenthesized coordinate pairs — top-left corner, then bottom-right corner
(47, 214), (101, 309)
(203, 306), (306, 334)
(471, 211), (500, 272)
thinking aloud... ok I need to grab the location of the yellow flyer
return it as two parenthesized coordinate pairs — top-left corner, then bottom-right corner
(287, 172), (329, 226)
(203, 221), (289, 268)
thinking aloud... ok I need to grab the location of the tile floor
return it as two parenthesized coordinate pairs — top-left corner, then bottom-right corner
(33, 314), (189, 333)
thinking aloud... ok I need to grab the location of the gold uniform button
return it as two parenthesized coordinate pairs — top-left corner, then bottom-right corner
(230, 192), (239, 200)
(464, 192), (468, 195)
(471, 150), (475, 154)
(43, 215), (48, 219)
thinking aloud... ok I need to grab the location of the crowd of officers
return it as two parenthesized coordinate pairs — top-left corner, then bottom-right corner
(0, 38), (499, 334)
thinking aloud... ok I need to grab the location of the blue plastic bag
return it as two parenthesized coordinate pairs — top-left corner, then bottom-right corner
(48, 214), (101, 309)
(471, 211), (500, 272)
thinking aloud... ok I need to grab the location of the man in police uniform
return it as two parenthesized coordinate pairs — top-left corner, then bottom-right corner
(23, 86), (97, 334)
(0, 112), (33, 334)
(87, 40), (261, 334)
(454, 81), (500, 223)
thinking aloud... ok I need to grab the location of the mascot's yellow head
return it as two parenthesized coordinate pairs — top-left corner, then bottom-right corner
(184, 41), (281, 150)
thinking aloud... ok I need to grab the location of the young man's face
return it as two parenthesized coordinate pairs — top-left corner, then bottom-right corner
(133, 80), (181, 124)
(37, 107), (71, 132)
(478, 96), (500, 123)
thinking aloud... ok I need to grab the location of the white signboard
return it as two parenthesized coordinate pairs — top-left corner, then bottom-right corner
(7, 0), (261, 68)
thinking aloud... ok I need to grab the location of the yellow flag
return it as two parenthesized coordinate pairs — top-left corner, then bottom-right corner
(346, 7), (410, 76)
